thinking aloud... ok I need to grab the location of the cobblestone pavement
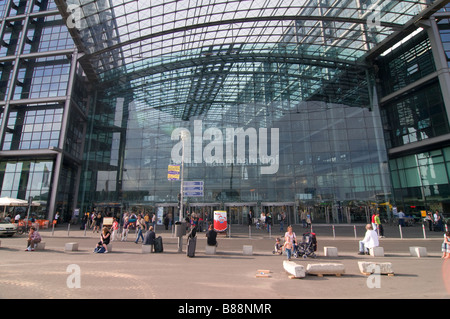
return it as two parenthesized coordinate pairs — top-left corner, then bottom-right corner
(0, 223), (449, 301)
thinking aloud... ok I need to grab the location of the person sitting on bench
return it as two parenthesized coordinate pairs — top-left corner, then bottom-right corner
(206, 224), (218, 247)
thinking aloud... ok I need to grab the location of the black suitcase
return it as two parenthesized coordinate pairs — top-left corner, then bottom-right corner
(187, 236), (197, 257)
(154, 236), (163, 253)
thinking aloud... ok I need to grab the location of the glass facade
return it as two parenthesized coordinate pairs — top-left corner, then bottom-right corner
(0, 0), (450, 224)
(378, 6), (450, 216)
(0, 159), (53, 217)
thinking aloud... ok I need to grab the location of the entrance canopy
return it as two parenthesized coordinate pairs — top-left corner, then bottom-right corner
(55, 0), (446, 123)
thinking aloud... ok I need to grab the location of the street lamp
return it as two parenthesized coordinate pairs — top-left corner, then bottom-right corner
(179, 130), (189, 222)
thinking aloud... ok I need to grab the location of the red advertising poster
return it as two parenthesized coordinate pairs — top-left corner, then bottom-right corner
(213, 211), (227, 232)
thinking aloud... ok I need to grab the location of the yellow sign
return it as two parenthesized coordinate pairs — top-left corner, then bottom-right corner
(168, 165), (180, 180)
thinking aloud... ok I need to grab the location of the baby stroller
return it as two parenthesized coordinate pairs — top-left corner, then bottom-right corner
(293, 232), (317, 259)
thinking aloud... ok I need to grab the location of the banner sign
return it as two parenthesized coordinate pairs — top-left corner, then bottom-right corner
(213, 210), (227, 232)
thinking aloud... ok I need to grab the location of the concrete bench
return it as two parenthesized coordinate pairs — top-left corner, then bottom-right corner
(283, 260), (306, 279)
(358, 261), (394, 276)
(243, 245), (253, 256)
(65, 242), (78, 251)
(323, 246), (338, 257)
(369, 246), (384, 257)
(205, 245), (217, 255)
(409, 246), (427, 258)
(106, 243), (112, 252)
(35, 242), (46, 250)
(142, 244), (154, 253)
(306, 263), (345, 277)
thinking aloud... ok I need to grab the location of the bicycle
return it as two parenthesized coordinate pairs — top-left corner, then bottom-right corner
(16, 225), (26, 235)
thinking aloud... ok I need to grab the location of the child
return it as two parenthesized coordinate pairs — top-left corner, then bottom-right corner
(111, 218), (119, 241)
(273, 238), (282, 255)
(442, 231), (450, 259)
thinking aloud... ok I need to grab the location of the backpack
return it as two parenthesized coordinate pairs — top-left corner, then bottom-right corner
(94, 246), (105, 253)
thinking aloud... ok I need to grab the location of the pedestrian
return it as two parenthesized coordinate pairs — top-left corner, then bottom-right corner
(90, 212), (96, 229)
(358, 224), (379, 255)
(14, 213), (20, 224)
(435, 210), (444, 232)
(206, 224), (218, 247)
(111, 218), (120, 241)
(81, 212), (88, 230)
(152, 213), (157, 230)
(266, 212), (272, 233)
(25, 226), (41, 251)
(375, 212), (384, 238)
(135, 215), (146, 244)
(425, 212), (433, 231)
(306, 213), (312, 229)
(442, 231), (450, 259)
(121, 216), (129, 241)
(93, 212), (102, 233)
(284, 225), (296, 261)
(54, 211), (60, 227)
(279, 211), (285, 232)
(187, 223), (197, 241)
(164, 214), (169, 230)
(144, 213), (150, 230)
(273, 237), (282, 255)
(94, 227), (110, 253)
(371, 211), (377, 232)
(398, 210), (405, 227)
(143, 226), (156, 251)
(301, 210), (307, 228)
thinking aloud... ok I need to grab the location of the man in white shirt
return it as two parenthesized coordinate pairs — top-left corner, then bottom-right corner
(358, 224), (379, 255)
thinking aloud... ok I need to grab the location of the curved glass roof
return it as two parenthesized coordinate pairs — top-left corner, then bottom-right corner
(56, 0), (445, 122)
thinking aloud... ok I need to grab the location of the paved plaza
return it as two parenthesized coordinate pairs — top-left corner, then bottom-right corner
(0, 223), (449, 302)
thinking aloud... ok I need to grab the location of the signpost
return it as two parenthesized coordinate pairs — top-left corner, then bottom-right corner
(183, 181), (204, 197)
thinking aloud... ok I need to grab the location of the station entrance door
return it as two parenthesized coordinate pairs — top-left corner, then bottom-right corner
(261, 202), (296, 226)
(188, 203), (221, 229)
(225, 202), (258, 225)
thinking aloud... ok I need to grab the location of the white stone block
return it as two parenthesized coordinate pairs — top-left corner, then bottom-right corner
(358, 261), (394, 275)
(409, 246), (427, 257)
(142, 244), (153, 253)
(65, 242), (78, 251)
(106, 243), (112, 252)
(306, 263), (345, 276)
(35, 242), (45, 250)
(283, 260), (306, 278)
(369, 246), (384, 257)
(324, 246), (338, 257)
(205, 245), (216, 255)
(243, 245), (253, 255)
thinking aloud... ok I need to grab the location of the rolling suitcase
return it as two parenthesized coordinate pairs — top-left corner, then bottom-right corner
(187, 236), (197, 257)
(154, 236), (163, 253)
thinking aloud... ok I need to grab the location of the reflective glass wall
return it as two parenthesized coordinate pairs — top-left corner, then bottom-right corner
(0, 0), (86, 222)
(80, 66), (391, 223)
(378, 23), (450, 215)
